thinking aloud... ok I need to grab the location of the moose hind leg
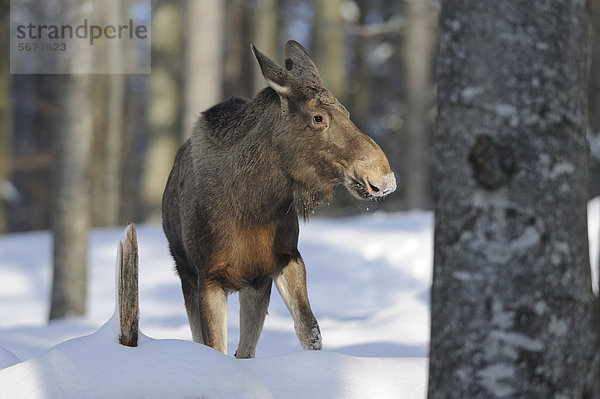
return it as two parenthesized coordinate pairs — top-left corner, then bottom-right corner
(274, 257), (322, 351)
(235, 279), (272, 359)
(175, 256), (204, 344)
(199, 282), (228, 354)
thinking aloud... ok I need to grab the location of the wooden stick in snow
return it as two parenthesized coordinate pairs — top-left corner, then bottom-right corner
(119, 223), (139, 347)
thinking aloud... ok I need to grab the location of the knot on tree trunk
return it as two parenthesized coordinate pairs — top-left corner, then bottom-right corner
(468, 134), (515, 190)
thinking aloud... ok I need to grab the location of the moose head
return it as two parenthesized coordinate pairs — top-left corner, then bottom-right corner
(251, 41), (396, 214)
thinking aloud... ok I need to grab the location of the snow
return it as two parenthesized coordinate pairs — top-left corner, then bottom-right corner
(0, 345), (20, 369)
(0, 201), (598, 398)
(0, 319), (273, 399)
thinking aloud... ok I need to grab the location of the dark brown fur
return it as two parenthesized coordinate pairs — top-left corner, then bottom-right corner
(162, 40), (396, 357)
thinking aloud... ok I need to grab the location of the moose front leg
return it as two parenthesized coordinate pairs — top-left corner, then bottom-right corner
(199, 282), (228, 354)
(235, 279), (272, 359)
(274, 256), (322, 351)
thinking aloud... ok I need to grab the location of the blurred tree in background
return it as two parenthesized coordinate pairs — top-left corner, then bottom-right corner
(144, 0), (182, 222)
(49, 0), (94, 319)
(0, 0), (11, 234)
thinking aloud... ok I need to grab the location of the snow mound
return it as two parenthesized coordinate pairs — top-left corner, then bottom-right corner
(0, 345), (20, 369)
(0, 319), (426, 398)
(0, 225), (272, 399)
(247, 351), (427, 399)
(0, 223), (427, 398)
(0, 320), (272, 399)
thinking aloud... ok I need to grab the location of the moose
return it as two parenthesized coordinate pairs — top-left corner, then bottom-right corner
(162, 40), (396, 358)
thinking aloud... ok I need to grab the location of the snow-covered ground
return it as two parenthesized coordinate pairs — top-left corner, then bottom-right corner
(0, 200), (598, 398)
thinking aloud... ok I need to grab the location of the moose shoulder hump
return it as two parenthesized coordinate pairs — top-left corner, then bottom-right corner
(200, 97), (250, 145)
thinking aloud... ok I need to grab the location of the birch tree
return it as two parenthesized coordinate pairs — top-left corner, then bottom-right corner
(402, 0), (436, 209)
(143, 0), (181, 221)
(350, 0), (370, 130)
(312, 0), (346, 100)
(182, 0), (224, 141)
(428, 1), (594, 397)
(49, 3), (94, 319)
(91, 0), (125, 227)
(224, 0), (253, 99)
(252, 0), (279, 94)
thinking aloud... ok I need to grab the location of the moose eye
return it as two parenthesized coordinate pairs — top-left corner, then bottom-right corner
(313, 115), (324, 124)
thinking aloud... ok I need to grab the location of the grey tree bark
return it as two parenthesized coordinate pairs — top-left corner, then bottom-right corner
(588, 2), (600, 395)
(49, 2), (94, 319)
(590, 0), (600, 198)
(428, 1), (593, 398)
(590, 0), (600, 137)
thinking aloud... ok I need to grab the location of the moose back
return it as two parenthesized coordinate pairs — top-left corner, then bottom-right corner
(162, 40), (396, 358)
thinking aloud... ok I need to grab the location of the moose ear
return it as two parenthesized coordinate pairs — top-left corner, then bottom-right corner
(251, 44), (291, 96)
(282, 40), (322, 86)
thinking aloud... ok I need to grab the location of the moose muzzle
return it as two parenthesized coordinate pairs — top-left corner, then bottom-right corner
(344, 154), (397, 200)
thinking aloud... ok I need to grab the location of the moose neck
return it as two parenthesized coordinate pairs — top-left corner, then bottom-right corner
(241, 88), (334, 220)
(225, 88), (297, 224)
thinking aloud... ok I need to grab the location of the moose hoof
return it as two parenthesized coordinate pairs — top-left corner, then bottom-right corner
(302, 326), (322, 351)
(234, 350), (254, 359)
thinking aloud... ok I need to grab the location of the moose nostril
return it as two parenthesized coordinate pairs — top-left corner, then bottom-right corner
(367, 181), (380, 193)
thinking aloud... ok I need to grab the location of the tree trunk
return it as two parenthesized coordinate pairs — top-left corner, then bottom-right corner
(89, 0), (124, 229)
(143, 0), (181, 222)
(428, 1), (593, 398)
(0, 1), (11, 233)
(224, 0), (253, 99)
(91, 73), (109, 227)
(589, 2), (600, 396)
(101, 0), (126, 227)
(119, 79), (144, 225)
(49, 3), (94, 318)
(350, 0), (370, 130)
(119, 223), (139, 347)
(590, 0), (600, 199)
(591, 0), (600, 135)
(587, 295), (600, 398)
(402, 0), (436, 209)
(252, 0), (279, 94)
(182, 0), (224, 142)
(312, 0), (345, 101)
